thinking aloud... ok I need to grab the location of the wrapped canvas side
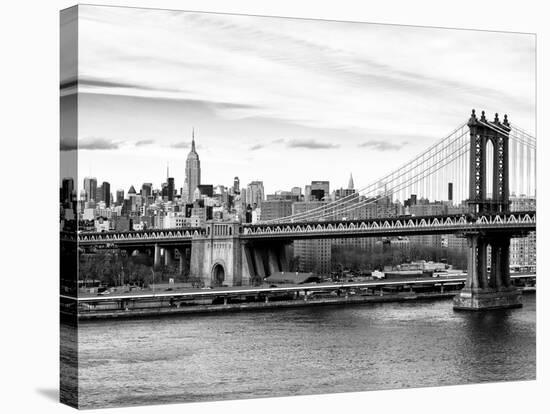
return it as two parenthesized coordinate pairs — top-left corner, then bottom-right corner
(59, 5), (79, 409)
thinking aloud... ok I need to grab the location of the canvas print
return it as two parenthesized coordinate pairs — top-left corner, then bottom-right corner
(60, 5), (536, 409)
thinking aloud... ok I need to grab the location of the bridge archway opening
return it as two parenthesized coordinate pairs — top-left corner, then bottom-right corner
(211, 263), (225, 287)
(486, 138), (494, 199)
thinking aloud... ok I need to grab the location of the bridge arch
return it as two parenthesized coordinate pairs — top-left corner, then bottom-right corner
(211, 261), (226, 287)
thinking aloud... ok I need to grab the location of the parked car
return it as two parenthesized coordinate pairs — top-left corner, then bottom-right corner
(372, 270), (385, 279)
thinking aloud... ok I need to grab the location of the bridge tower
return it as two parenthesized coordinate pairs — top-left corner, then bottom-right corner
(454, 109), (521, 310)
(467, 109), (510, 214)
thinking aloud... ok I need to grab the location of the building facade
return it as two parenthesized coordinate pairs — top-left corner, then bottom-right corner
(261, 199), (293, 221)
(292, 201), (331, 275)
(510, 196), (536, 268)
(246, 181), (265, 208)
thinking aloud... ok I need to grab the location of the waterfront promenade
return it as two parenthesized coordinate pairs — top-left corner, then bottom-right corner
(64, 273), (536, 320)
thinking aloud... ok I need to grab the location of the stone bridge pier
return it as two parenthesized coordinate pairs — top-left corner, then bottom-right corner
(453, 233), (521, 310)
(190, 222), (292, 287)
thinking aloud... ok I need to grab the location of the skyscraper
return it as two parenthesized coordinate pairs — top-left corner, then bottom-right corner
(95, 183), (103, 203)
(335, 174), (355, 200)
(246, 181), (265, 207)
(310, 181), (329, 201)
(233, 176), (240, 194)
(102, 181), (111, 207)
(61, 178), (74, 206)
(116, 189), (124, 206)
(167, 177), (175, 202)
(185, 129), (201, 203)
(291, 186), (302, 198)
(83, 177), (97, 202)
(141, 183), (152, 202)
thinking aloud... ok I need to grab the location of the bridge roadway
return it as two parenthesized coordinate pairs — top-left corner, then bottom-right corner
(73, 211), (536, 247)
(241, 211), (536, 240)
(66, 273), (535, 303)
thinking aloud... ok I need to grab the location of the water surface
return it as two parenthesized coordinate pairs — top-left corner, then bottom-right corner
(75, 296), (536, 408)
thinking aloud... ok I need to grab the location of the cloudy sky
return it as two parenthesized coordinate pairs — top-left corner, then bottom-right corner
(61, 5), (535, 195)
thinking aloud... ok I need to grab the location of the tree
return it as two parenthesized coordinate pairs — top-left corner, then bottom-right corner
(331, 241), (468, 272)
(126, 262), (153, 287)
(289, 255), (301, 272)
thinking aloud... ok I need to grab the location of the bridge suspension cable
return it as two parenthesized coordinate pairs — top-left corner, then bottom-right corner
(261, 124), (469, 224)
(261, 124), (470, 223)
(298, 139), (471, 222)
(258, 119), (536, 224)
(475, 120), (536, 198)
(264, 126), (469, 223)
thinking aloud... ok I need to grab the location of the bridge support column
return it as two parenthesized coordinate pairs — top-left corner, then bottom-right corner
(454, 234), (521, 311)
(241, 244), (255, 286)
(164, 248), (174, 267)
(153, 244), (161, 270)
(177, 248), (188, 276)
(267, 248), (279, 275)
(275, 244), (289, 272)
(242, 242), (292, 284)
(478, 239), (488, 289)
(489, 241), (502, 289)
(252, 247), (266, 279)
(500, 242), (511, 288)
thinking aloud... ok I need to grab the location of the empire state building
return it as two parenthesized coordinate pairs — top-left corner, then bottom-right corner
(184, 129), (201, 202)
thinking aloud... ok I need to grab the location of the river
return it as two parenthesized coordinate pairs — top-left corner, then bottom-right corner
(74, 295), (536, 408)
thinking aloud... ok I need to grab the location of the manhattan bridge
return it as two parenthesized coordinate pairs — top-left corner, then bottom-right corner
(76, 110), (536, 310)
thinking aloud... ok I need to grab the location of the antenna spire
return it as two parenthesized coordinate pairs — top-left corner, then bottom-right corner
(348, 173), (354, 190)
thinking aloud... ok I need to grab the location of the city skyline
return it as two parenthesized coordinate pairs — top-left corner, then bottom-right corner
(60, 5), (535, 195)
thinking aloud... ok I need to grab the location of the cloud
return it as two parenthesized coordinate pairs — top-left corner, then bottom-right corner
(60, 78), (77, 90)
(60, 137), (77, 151)
(250, 143), (264, 151)
(135, 139), (154, 146)
(60, 136), (120, 151)
(78, 77), (260, 112)
(286, 139), (339, 149)
(78, 77), (182, 94)
(79, 137), (120, 150)
(358, 140), (407, 151)
(170, 141), (189, 149)
(271, 138), (284, 144)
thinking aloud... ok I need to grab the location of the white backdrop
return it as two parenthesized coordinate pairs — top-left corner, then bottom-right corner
(0, 0), (547, 413)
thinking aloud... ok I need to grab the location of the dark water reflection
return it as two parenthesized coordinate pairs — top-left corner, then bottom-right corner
(74, 296), (536, 408)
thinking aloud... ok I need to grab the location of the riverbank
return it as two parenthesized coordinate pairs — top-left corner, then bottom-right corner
(76, 291), (455, 320)
(73, 288), (535, 320)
